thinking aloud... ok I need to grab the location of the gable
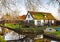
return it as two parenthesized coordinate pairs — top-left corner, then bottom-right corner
(25, 12), (33, 20)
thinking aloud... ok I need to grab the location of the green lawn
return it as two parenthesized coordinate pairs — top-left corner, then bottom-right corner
(46, 26), (60, 28)
(0, 23), (20, 29)
(46, 30), (60, 37)
(55, 31), (60, 36)
(0, 23), (43, 34)
(21, 28), (43, 33)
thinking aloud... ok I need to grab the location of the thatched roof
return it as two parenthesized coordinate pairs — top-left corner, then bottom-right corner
(28, 11), (56, 20)
(18, 15), (26, 21)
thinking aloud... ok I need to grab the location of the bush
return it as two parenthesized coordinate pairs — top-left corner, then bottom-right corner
(0, 35), (6, 42)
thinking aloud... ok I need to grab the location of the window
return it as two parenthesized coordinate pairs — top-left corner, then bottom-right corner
(37, 21), (41, 26)
(28, 15), (30, 18)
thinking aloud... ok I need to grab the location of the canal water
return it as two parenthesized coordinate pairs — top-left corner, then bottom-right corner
(51, 40), (58, 42)
(44, 38), (59, 42)
(5, 33), (58, 42)
(4, 31), (58, 42)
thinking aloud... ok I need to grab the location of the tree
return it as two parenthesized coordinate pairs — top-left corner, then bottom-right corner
(0, 0), (20, 20)
(0, 0), (16, 11)
(12, 10), (19, 20)
(46, 0), (60, 12)
(0, 0), (18, 17)
(0, 35), (6, 42)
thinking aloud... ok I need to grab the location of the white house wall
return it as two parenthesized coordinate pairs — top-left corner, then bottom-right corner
(41, 20), (44, 26)
(34, 20), (44, 26)
(34, 20), (54, 26)
(45, 20), (48, 24)
(25, 13), (33, 21)
(45, 20), (55, 24)
(34, 20), (38, 25)
(52, 20), (54, 24)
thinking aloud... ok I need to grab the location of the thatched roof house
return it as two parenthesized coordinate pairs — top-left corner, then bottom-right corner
(28, 11), (55, 20)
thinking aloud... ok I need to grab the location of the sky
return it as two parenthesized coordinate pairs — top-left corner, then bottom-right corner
(16, 0), (60, 20)
(0, 0), (60, 20)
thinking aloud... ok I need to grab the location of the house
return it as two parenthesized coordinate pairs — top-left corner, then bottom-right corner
(18, 15), (34, 27)
(18, 15), (26, 21)
(1, 11), (56, 26)
(25, 11), (56, 26)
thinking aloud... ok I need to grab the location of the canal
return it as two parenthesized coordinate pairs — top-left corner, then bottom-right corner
(43, 34), (60, 42)
(4, 33), (60, 42)
(0, 26), (60, 42)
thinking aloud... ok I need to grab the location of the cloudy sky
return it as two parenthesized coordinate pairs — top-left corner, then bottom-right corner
(0, 0), (60, 20)
(16, 0), (60, 20)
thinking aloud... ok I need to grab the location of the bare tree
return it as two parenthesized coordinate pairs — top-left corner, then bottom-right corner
(0, 0), (17, 11)
(12, 10), (19, 20)
(25, 0), (43, 11)
(0, 0), (18, 16)
(0, 0), (20, 20)
(25, 0), (52, 11)
(46, 0), (60, 12)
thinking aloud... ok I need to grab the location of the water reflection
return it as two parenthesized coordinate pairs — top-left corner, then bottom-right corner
(51, 40), (58, 42)
(3, 30), (59, 42)
(44, 38), (59, 42)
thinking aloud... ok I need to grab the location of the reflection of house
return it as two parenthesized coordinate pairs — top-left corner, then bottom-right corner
(25, 11), (56, 26)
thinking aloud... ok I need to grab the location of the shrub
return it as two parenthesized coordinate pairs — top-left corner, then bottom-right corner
(0, 35), (6, 42)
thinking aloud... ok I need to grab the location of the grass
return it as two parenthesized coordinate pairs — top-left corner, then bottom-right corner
(0, 23), (20, 29)
(46, 31), (60, 37)
(0, 23), (43, 34)
(44, 26), (60, 37)
(46, 26), (60, 28)
(21, 27), (43, 33)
